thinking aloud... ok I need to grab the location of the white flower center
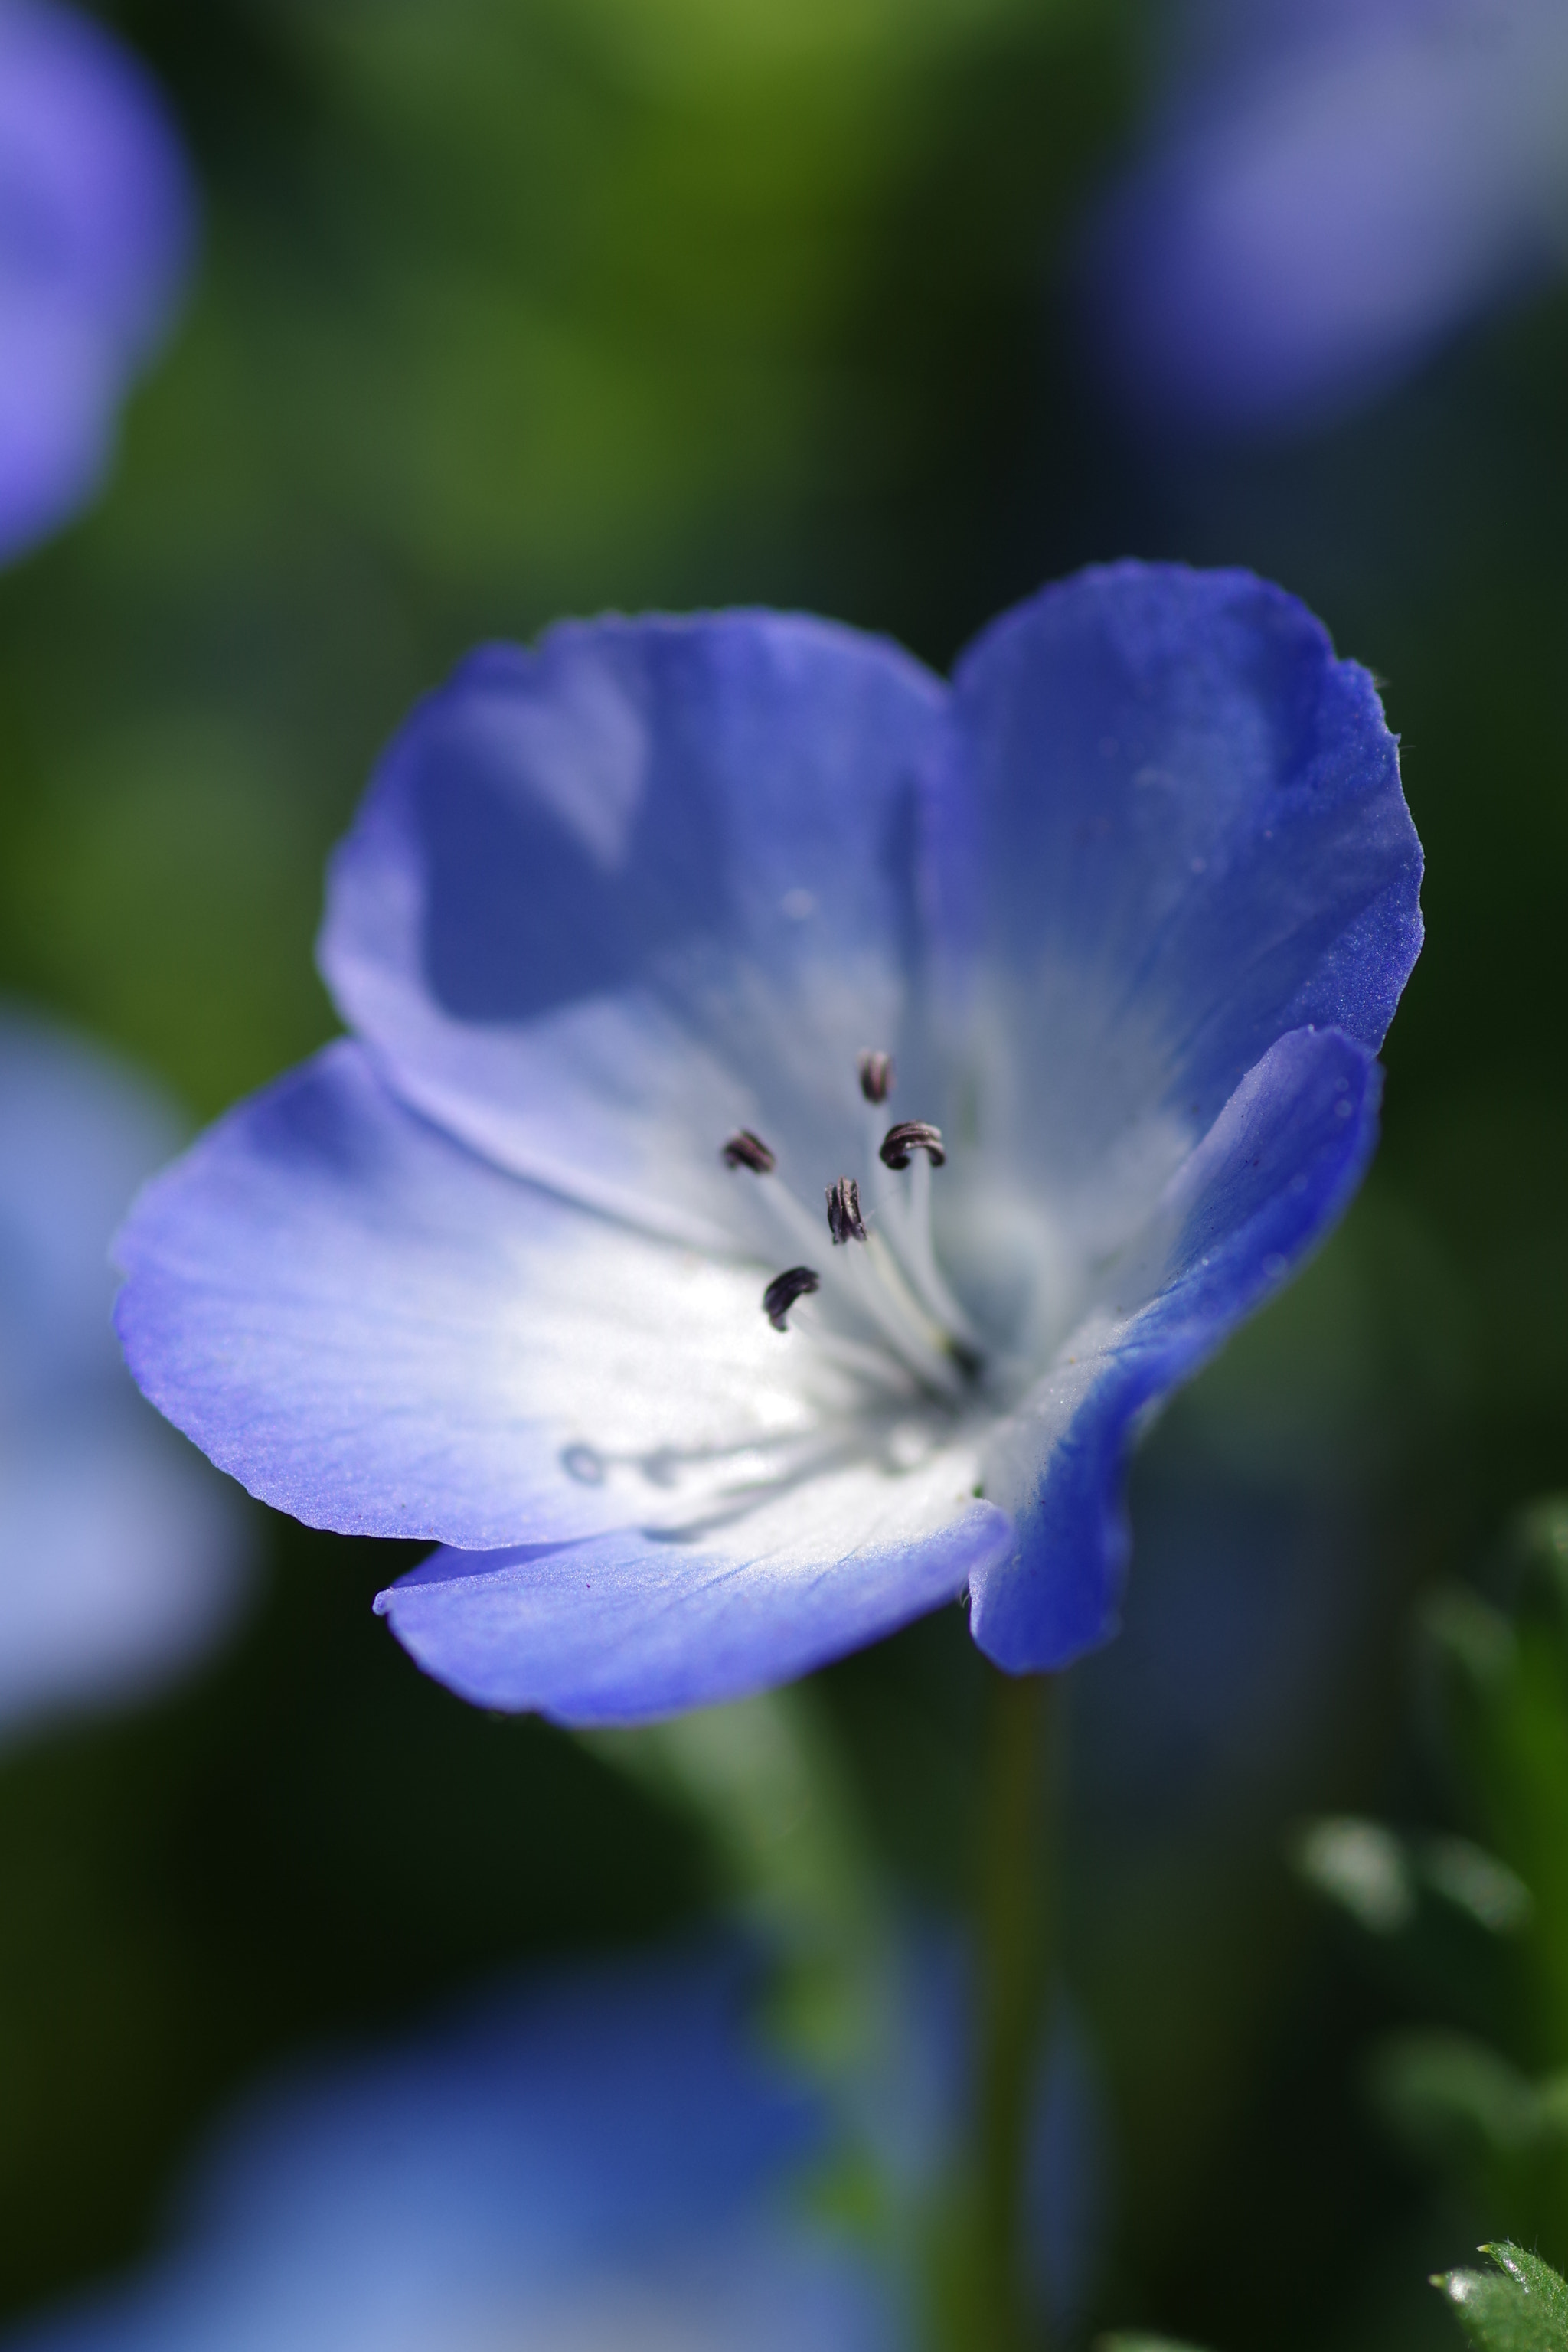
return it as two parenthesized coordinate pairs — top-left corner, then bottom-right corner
(554, 1051), (1001, 1538)
(725, 1048), (990, 1418)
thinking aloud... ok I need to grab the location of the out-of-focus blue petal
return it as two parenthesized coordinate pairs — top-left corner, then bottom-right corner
(0, 303), (118, 566)
(1025, 2007), (1111, 2336)
(2, 1946), (894, 2352)
(969, 1026), (1381, 1671)
(0, 0), (194, 561)
(0, 1403), (245, 1733)
(930, 564), (1419, 1211)
(0, 1005), (249, 1733)
(0, 1006), (182, 1401)
(319, 613), (944, 1248)
(376, 1494), (1010, 1727)
(1086, 0), (1568, 438)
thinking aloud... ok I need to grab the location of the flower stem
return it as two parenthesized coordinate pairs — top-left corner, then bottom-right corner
(973, 1664), (1058, 2350)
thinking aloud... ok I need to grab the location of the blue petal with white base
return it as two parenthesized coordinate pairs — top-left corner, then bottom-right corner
(322, 613), (942, 1250)
(114, 564), (1421, 1718)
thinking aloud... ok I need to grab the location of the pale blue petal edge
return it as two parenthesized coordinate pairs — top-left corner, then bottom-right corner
(112, 1040), (642, 1549)
(376, 1500), (1013, 1728)
(931, 563), (1420, 1171)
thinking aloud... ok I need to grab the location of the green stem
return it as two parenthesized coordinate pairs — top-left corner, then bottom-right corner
(974, 1664), (1059, 2350)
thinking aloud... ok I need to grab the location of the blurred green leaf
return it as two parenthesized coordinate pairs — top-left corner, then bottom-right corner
(1294, 1817), (1531, 1942)
(1294, 1816), (1416, 1934)
(1, 714), (332, 1112)
(1423, 1586), (1519, 1704)
(1423, 1838), (1534, 1937)
(583, 1687), (890, 2079)
(1435, 2243), (1568, 2350)
(1096, 2336), (1217, 2351)
(1369, 2030), (1557, 2165)
(1421, 1505), (1568, 2063)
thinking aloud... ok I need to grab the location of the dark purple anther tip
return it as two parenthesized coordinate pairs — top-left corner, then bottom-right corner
(722, 1129), (776, 1174)
(763, 1266), (820, 1331)
(825, 1176), (866, 1245)
(879, 1121), (946, 1171)
(858, 1050), (894, 1105)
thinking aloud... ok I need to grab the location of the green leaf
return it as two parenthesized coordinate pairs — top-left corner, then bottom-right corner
(1420, 1517), (1568, 2057)
(1096, 2336), (1217, 2351)
(1293, 1815), (1415, 1933)
(1421, 1837), (1535, 1935)
(1435, 2242), (1568, 2349)
(1369, 2030), (1551, 2163)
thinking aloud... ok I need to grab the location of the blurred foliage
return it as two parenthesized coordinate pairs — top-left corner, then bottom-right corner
(586, 1686), (893, 2085)
(1098, 2339), (1210, 2352)
(1289, 1503), (1568, 2324)
(0, 0), (1129, 1116)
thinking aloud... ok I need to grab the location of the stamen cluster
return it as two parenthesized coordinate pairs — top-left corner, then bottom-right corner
(719, 1053), (975, 1406)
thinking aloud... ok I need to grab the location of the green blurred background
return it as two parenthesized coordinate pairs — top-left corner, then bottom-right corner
(2, 1), (1566, 2344)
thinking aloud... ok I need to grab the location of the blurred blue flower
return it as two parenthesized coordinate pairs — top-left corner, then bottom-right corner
(0, 0), (194, 564)
(0, 1006), (247, 1734)
(1087, 0), (1568, 439)
(113, 564), (1420, 1722)
(0, 1945), (893, 2352)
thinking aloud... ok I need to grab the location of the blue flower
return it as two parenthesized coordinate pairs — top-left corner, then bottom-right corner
(113, 563), (1421, 1723)
(0, 1005), (248, 1733)
(1086, 0), (1568, 438)
(0, 0), (194, 564)
(1, 1946), (893, 2352)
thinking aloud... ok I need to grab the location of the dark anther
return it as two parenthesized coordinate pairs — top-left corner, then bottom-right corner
(858, 1050), (894, 1105)
(825, 1175), (867, 1245)
(722, 1129), (776, 1174)
(880, 1120), (946, 1171)
(763, 1266), (820, 1331)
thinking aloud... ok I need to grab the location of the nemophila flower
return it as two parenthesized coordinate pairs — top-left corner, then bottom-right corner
(0, 0), (194, 564)
(114, 563), (1421, 1723)
(1086, 0), (1568, 438)
(2, 1946), (892, 2352)
(0, 1007), (247, 1734)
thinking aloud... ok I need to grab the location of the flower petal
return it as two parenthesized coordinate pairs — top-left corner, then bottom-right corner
(932, 563), (1419, 1237)
(0, 302), (118, 567)
(319, 613), (945, 1250)
(969, 1024), (1382, 1674)
(0, 1402), (249, 1736)
(113, 1039), (997, 1592)
(0, 0), (194, 562)
(5, 1945), (891, 2351)
(1086, 2), (1568, 437)
(0, 1002), (183, 1400)
(377, 1481), (1013, 1726)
